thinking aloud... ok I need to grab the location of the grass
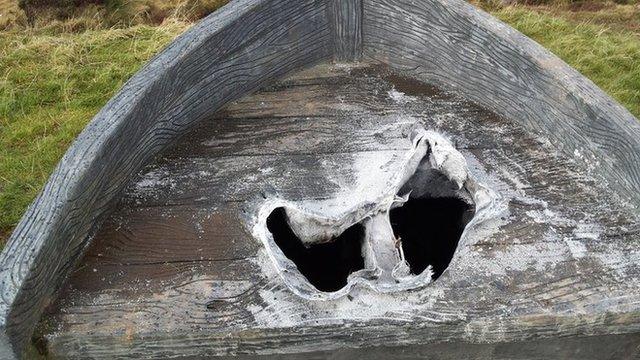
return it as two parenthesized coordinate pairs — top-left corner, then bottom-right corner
(492, 5), (640, 117)
(0, 22), (189, 243)
(518, 1), (640, 33)
(1, 0), (229, 30)
(0, 0), (23, 29)
(0, 1), (638, 246)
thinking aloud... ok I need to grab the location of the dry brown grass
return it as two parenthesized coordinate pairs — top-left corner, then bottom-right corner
(472, 0), (640, 34)
(0, 0), (228, 30)
(0, 0), (26, 29)
(533, 2), (640, 33)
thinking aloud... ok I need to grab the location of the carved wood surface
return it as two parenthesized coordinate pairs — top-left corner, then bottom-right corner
(1, 0), (639, 357)
(331, 0), (363, 61)
(0, 0), (333, 357)
(37, 64), (640, 358)
(363, 0), (640, 207)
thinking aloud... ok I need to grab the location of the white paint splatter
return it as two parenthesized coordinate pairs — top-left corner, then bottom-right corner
(388, 89), (417, 104)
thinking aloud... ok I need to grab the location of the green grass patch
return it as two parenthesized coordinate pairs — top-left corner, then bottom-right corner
(492, 6), (640, 117)
(0, 22), (188, 244)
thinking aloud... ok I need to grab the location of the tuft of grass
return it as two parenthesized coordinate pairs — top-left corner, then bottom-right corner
(0, 22), (189, 245)
(0, 0), (26, 29)
(1, 0), (229, 30)
(492, 6), (640, 117)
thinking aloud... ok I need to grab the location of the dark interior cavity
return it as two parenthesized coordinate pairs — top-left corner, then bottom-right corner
(266, 207), (365, 292)
(390, 196), (475, 279)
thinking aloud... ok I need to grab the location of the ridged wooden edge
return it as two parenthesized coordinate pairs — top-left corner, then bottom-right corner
(0, 0), (336, 357)
(363, 0), (640, 207)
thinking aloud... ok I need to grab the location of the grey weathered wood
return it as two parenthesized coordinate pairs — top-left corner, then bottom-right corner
(331, 0), (363, 61)
(0, 0), (335, 357)
(2, 0), (640, 358)
(36, 63), (640, 358)
(363, 0), (640, 207)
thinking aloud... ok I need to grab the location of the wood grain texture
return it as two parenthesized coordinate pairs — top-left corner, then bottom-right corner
(37, 64), (640, 359)
(0, 0), (334, 357)
(363, 0), (640, 208)
(331, 0), (362, 61)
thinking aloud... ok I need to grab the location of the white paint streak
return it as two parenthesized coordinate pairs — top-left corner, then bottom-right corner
(388, 88), (416, 104)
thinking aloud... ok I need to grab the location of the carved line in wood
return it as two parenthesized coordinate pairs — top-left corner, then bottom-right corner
(331, 0), (363, 61)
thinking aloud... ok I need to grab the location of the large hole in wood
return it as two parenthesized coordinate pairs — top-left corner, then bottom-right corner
(391, 167), (475, 279)
(390, 197), (474, 279)
(266, 207), (365, 292)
